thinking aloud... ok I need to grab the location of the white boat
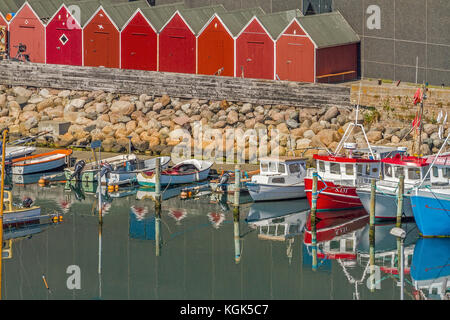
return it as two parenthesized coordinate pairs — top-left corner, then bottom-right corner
(11, 149), (72, 174)
(4, 146), (36, 162)
(246, 156), (307, 201)
(103, 156), (171, 186)
(356, 153), (430, 219)
(137, 159), (213, 187)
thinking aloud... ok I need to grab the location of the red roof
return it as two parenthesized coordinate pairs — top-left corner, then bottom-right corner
(381, 154), (428, 167)
(426, 155), (450, 166)
(313, 154), (379, 163)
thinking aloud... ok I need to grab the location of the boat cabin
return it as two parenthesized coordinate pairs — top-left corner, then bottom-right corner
(425, 154), (450, 185)
(381, 154), (430, 185)
(313, 154), (381, 185)
(258, 156), (307, 177)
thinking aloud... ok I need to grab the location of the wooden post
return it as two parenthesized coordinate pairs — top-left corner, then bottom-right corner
(155, 205), (161, 257)
(155, 157), (161, 257)
(233, 164), (240, 208)
(155, 157), (161, 204)
(233, 164), (241, 263)
(369, 178), (376, 292)
(0, 128), (8, 300)
(396, 175), (404, 227)
(311, 172), (318, 272)
(396, 175), (404, 282)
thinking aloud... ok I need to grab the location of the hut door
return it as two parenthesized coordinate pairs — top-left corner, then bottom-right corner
(93, 31), (111, 67)
(247, 41), (264, 79)
(287, 43), (304, 81)
(130, 33), (148, 69)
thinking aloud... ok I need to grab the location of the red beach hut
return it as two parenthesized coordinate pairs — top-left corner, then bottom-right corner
(158, 11), (195, 74)
(276, 17), (314, 82)
(83, 6), (120, 68)
(8, 2), (46, 63)
(276, 12), (360, 83)
(46, 4), (82, 66)
(235, 16), (275, 80)
(196, 14), (234, 77)
(197, 7), (265, 78)
(120, 8), (157, 71)
(159, 6), (225, 75)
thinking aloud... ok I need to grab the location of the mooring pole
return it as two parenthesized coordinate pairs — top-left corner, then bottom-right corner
(396, 175), (404, 227)
(233, 164), (241, 263)
(311, 172), (318, 272)
(369, 178), (376, 292)
(0, 128), (8, 300)
(155, 157), (161, 257)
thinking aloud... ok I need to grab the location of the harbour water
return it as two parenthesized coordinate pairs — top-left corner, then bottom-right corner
(2, 176), (448, 300)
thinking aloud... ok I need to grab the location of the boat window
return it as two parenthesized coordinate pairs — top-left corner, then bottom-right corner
(330, 163), (341, 175)
(357, 164), (363, 175)
(318, 161), (325, 172)
(289, 163), (301, 173)
(407, 168), (421, 180)
(269, 162), (277, 172)
(432, 166), (439, 178)
(345, 164), (354, 176)
(395, 166), (405, 178)
(261, 162), (268, 172)
(278, 164), (286, 174)
(444, 168), (450, 179)
(271, 177), (285, 184)
(384, 164), (392, 178)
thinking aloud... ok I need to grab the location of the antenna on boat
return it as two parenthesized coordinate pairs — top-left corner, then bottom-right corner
(334, 82), (375, 159)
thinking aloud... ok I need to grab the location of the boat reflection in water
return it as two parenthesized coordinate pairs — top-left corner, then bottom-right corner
(410, 238), (450, 300)
(356, 221), (419, 275)
(246, 199), (309, 223)
(303, 209), (370, 298)
(246, 199), (309, 263)
(2, 222), (44, 260)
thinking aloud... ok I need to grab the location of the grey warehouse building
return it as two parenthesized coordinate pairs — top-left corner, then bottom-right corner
(152, 0), (449, 86)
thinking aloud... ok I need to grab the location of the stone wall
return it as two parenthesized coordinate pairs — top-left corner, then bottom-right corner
(0, 61), (351, 109)
(350, 82), (450, 123)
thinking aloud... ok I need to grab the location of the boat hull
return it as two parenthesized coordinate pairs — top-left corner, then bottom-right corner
(356, 188), (414, 219)
(137, 168), (211, 187)
(246, 182), (306, 201)
(410, 189), (450, 237)
(3, 207), (41, 225)
(12, 157), (67, 175)
(304, 178), (362, 211)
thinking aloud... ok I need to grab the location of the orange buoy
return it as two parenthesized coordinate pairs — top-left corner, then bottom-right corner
(114, 185), (119, 191)
(5, 13), (13, 22)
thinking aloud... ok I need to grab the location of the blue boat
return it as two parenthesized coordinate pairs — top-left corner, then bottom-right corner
(410, 188), (450, 237)
(410, 238), (450, 300)
(410, 141), (450, 237)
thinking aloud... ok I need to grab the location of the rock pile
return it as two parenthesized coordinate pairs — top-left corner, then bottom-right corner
(0, 85), (447, 160)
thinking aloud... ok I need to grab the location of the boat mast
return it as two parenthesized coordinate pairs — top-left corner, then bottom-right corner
(334, 82), (375, 159)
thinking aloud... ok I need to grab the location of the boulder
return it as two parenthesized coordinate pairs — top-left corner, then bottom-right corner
(110, 100), (135, 115)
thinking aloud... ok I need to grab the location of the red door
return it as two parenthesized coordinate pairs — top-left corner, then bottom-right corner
(246, 41), (264, 79)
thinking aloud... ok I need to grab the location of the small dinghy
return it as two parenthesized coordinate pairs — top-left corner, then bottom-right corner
(3, 146), (36, 162)
(104, 156), (171, 186)
(11, 149), (72, 174)
(137, 159), (213, 187)
(65, 154), (137, 183)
